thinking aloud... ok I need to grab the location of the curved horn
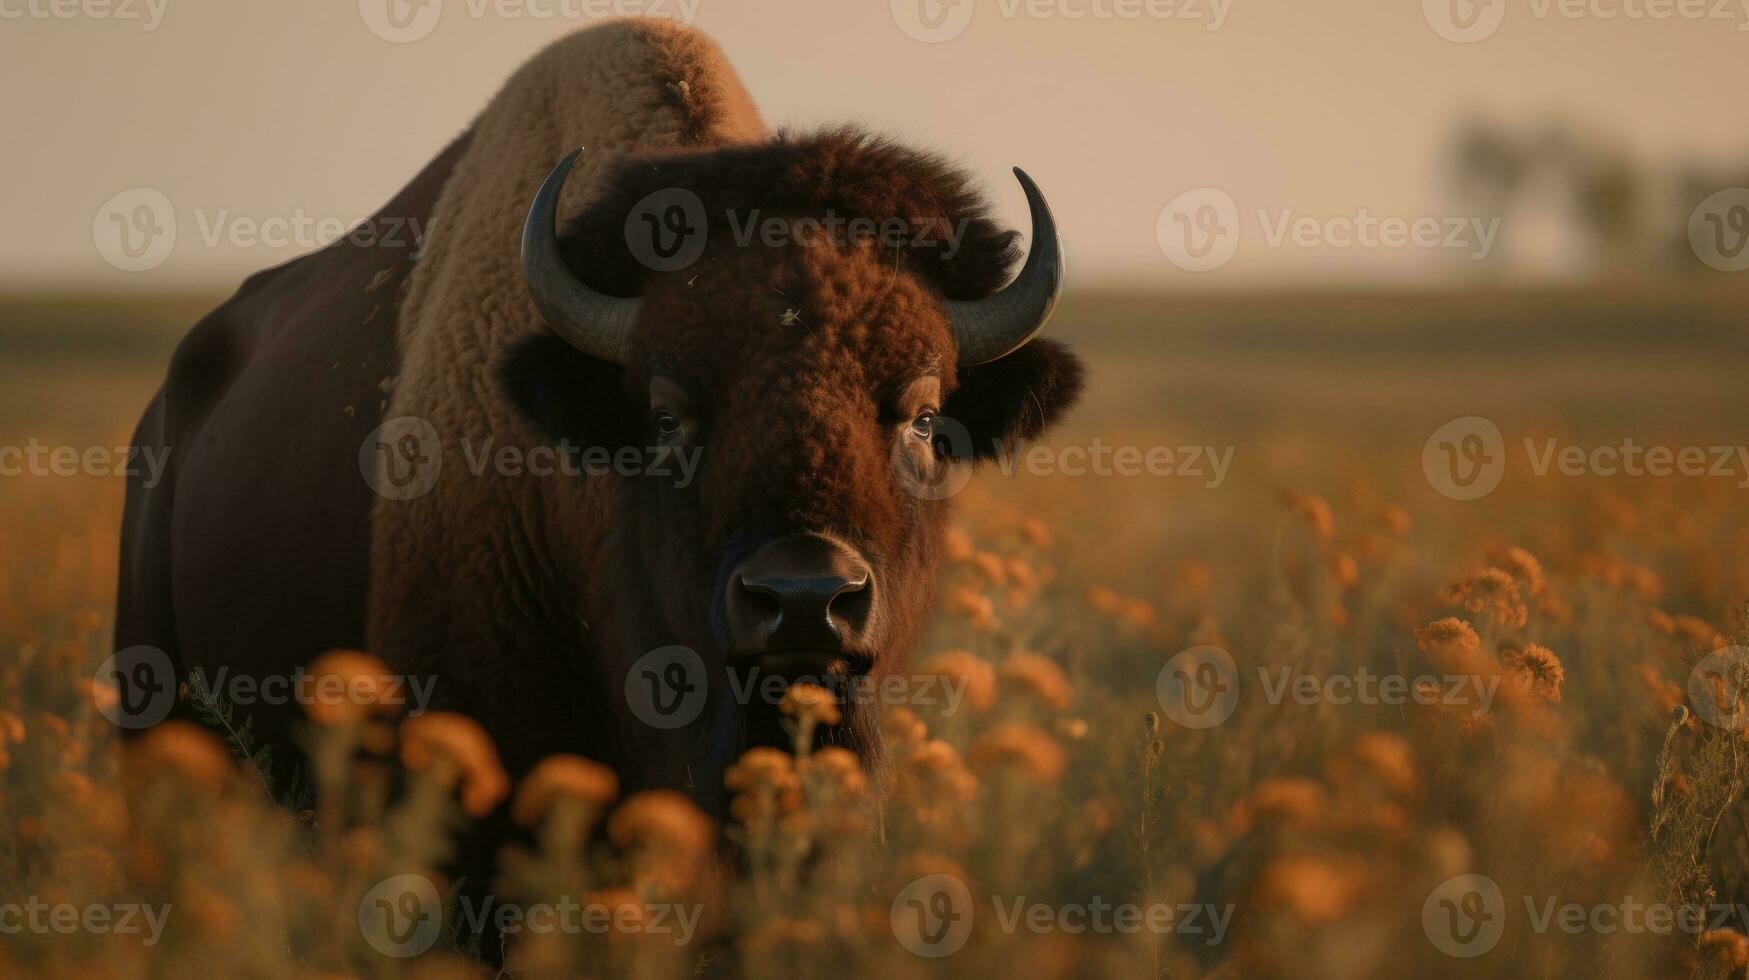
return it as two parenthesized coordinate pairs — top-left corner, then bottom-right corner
(521, 148), (639, 365)
(943, 167), (1064, 366)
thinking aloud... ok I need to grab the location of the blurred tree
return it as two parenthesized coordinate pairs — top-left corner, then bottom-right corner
(1445, 116), (1707, 279)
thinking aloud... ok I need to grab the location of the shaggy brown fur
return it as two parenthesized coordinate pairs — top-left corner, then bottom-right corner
(372, 22), (1083, 828)
(368, 20), (765, 784)
(555, 127), (1025, 301)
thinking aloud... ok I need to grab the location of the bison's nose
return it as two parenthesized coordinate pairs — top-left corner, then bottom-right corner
(726, 535), (875, 662)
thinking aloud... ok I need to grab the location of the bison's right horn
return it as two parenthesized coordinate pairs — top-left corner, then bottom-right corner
(521, 148), (639, 365)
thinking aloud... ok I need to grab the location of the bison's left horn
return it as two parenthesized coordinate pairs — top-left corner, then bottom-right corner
(944, 167), (1064, 366)
(521, 148), (639, 365)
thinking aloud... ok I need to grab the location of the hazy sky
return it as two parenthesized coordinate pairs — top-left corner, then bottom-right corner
(3, 0), (1746, 291)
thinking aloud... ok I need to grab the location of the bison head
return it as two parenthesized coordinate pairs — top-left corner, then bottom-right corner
(499, 130), (1082, 803)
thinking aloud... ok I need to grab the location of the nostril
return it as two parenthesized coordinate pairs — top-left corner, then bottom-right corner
(737, 576), (785, 624)
(827, 577), (872, 633)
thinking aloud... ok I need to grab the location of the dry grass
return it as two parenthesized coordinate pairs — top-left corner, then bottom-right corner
(3, 286), (1749, 978)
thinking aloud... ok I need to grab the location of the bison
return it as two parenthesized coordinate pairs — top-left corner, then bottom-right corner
(114, 20), (1082, 863)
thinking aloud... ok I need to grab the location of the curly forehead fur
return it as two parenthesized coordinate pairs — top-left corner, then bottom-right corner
(559, 127), (1023, 302)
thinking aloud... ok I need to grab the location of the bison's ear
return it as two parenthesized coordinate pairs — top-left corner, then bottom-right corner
(498, 332), (639, 451)
(942, 338), (1085, 461)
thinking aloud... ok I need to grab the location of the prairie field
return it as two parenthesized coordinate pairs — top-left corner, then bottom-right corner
(4, 283), (1749, 978)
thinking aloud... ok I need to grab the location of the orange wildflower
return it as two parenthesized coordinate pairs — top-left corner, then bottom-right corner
(512, 754), (619, 827)
(917, 650), (997, 712)
(1283, 492), (1335, 542)
(969, 723), (1066, 783)
(1441, 568), (1529, 629)
(998, 652), (1072, 711)
(1501, 644), (1564, 704)
(400, 712), (511, 817)
(1414, 618), (1480, 654)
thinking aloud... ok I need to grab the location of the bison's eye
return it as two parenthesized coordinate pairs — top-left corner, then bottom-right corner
(653, 410), (682, 440)
(910, 411), (936, 439)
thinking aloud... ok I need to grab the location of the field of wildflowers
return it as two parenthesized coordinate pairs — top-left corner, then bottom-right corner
(3, 286), (1748, 978)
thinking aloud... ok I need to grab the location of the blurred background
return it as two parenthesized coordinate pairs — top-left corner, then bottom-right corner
(3, 0), (1748, 291)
